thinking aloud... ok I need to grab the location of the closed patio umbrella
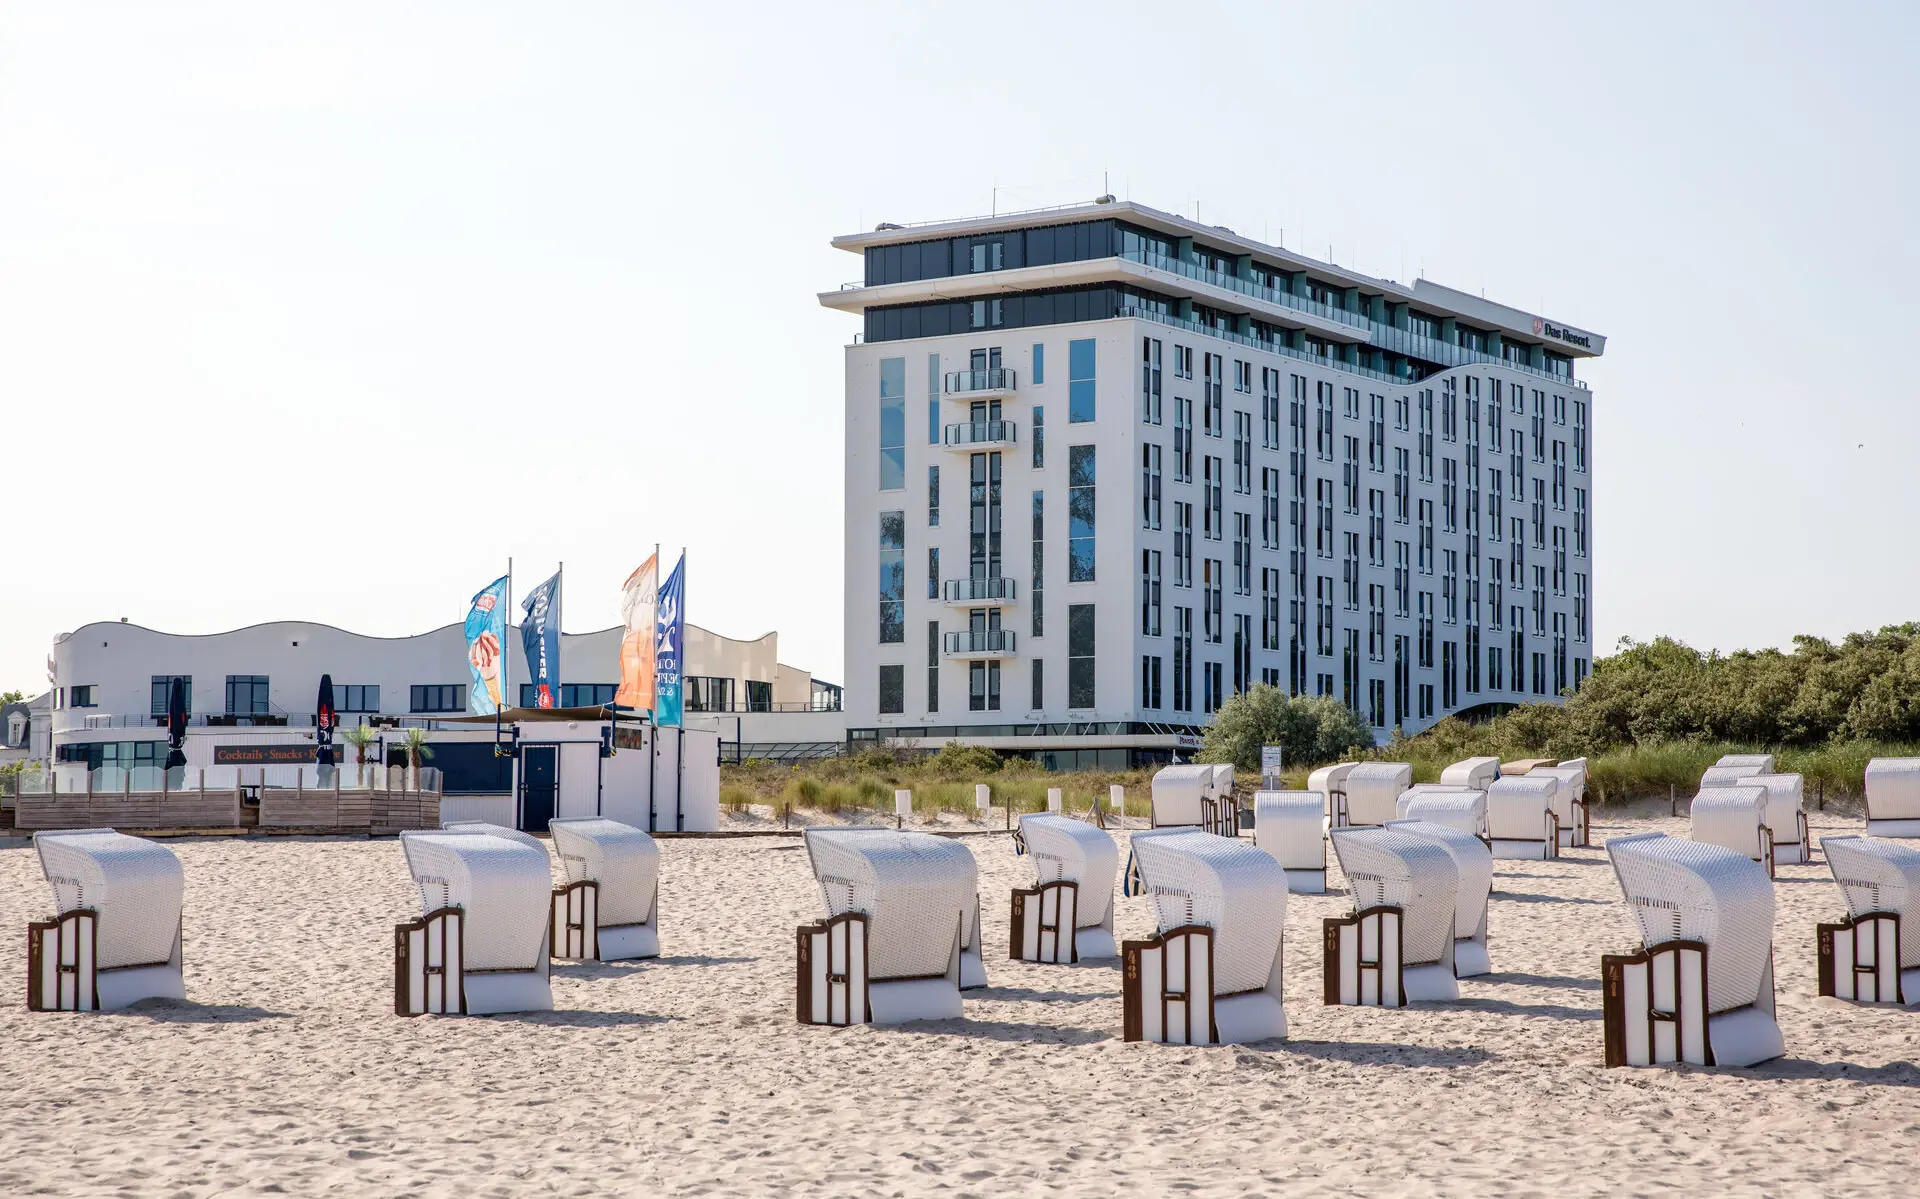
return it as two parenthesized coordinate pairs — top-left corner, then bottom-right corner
(316, 674), (337, 768)
(164, 676), (188, 770)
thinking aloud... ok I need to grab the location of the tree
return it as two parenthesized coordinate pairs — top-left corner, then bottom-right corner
(0, 690), (23, 706)
(341, 724), (377, 765)
(401, 727), (435, 784)
(1200, 686), (1372, 773)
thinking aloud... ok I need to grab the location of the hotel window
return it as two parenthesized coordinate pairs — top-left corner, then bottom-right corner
(1315, 479), (1334, 559)
(1174, 397), (1193, 482)
(1260, 369), (1281, 449)
(1343, 533), (1360, 609)
(1032, 405), (1044, 468)
(928, 355), (940, 445)
(1419, 592), (1434, 669)
(1417, 389), (1433, 481)
(1367, 489), (1385, 566)
(928, 466), (940, 527)
(1068, 338), (1096, 423)
(1315, 575), (1334, 657)
(1368, 393), (1386, 471)
(1031, 659), (1044, 710)
(1575, 572), (1589, 641)
(1233, 411), (1252, 493)
(1316, 381), (1335, 461)
(1574, 488), (1588, 556)
(1141, 550), (1162, 636)
(1173, 607), (1193, 712)
(1141, 337), (1162, 425)
(1202, 353), (1223, 436)
(1233, 614), (1252, 695)
(1234, 513), (1253, 595)
(1551, 442), (1566, 509)
(1141, 655), (1161, 710)
(1343, 436), (1360, 513)
(879, 511), (905, 644)
(968, 239), (1003, 273)
(968, 661), (1001, 712)
(1441, 378), (1457, 442)
(149, 675), (193, 715)
(1394, 541), (1410, 617)
(879, 357), (905, 490)
(1142, 443), (1163, 530)
(1260, 467), (1280, 549)
(332, 685), (379, 712)
(927, 622), (939, 713)
(1204, 559), (1223, 644)
(409, 684), (461, 713)
(1573, 399), (1588, 471)
(879, 665), (904, 715)
(968, 298), (1003, 328)
(1068, 445), (1096, 582)
(1031, 491), (1044, 637)
(1532, 479), (1547, 548)
(1394, 394), (1409, 432)
(1032, 342), (1045, 385)
(684, 678), (735, 713)
(1204, 456), (1223, 540)
(1204, 661), (1222, 715)
(1442, 551), (1459, 623)
(1173, 501), (1193, 587)
(227, 675), (271, 715)
(1553, 393), (1567, 426)
(1467, 625), (1481, 694)
(1441, 458), (1457, 533)
(1067, 604), (1096, 708)
(1530, 390), (1545, 461)
(1368, 585), (1385, 662)
(1393, 447), (1410, 522)
(1234, 359), (1252, 393)
(1173, 345), (1193, 379)
(1369, 678), (1385, 729)
(1262, 568), (1281, 651)
(1553, 528), (1567, 595)
(69, 685), (97, 708)
(928, 546), (940, 600)
(1417, 499), (1434, 574)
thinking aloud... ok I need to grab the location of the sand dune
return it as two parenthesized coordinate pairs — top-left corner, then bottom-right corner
(2, 810), (1916, 1196)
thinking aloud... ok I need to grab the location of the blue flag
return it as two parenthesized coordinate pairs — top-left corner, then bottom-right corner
(654, 555), (686, 727)
(521, 570), (561, 709)
(464, 575), (510, 715)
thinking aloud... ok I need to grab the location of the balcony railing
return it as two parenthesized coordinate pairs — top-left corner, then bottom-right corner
(944, 368), (1016, 395)
(943, 577), (1016, 604)
(943, 629), (1017, 656)
(1125, 248), (1372, 330)
(943, 420), (1017, 448)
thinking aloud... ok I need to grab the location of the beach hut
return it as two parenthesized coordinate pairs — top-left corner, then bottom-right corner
(796, 827), (985, 1025)
(1340, 762), (1413, 828)
(548, 817), (661, 961)
(1485, 774), (1562, 859)
(1387, 818), (1495, 977)
(1688, 786), (1775, 876)
(1439, 756), (1500, 790)
(1817, 835), (1920, 1005)
(1395, 789), (1488, 839)
(27, 829), (185, 1011)
(1864, 758), (1920, 838)
(1010, 814), (1117, 963)
(395, 830), (554, 1015)
(1122, 828), (1287, 1045)
(1325, 826), (1461, 1005)
(1252, 790), (1329, 893)
(1602, 832), (1782, 1068)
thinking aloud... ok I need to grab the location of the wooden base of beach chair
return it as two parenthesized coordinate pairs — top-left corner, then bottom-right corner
(552, 880), (598, 960)
(1010, 880), (1078, 964)
(1123, 924), (1216, 1044)
(1819, 912), (1911, 1005)
(1603, 940), (1709, 1066)
(28, 910), (97, 1012)
(797, 911), (869, 1026)
(395, 906), (464, 1016)
(1323, 905), (1406, 1006)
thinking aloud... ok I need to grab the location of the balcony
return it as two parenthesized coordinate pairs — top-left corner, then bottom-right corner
(943, 419), (1017, 451)
(943, 629), (1018, 658)
(942, 576), (1017, 606)
(944, 368), (1017, 400)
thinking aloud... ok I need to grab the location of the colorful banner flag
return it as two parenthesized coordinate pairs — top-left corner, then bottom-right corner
(465, 575), (510, 715)
(654, 554), (686, 727)
(521, 570), (562, 709)
(615, 554), (659, 711)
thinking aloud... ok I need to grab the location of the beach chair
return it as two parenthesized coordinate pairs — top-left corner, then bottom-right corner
(1816, 835), (1920, 1005)
(395, 830), (553, 1016)
(1151, 764), (1236, 836)
(1339, 762), (1413, 828)
(1395, 789), (1488, 839)
(1740, 774), (1810, 867)
(28, 829), (185, 1011)
(1387, 818), (1494, 977)
(548, 817), (661, 961)
(1122, 828), (1287, 1045)
(1501, 757), (1557, 777)
(797, 827), (985, 1025)
(1011, 814), (1117, 963)
(1716, 753), (1776, 772)
(1698, 764), (1764, 790)
(1325, 826), (1460, 1004)
(1602, 832), (1782, 1067)
(1688, 785), (1775, 876)
(443, 819), (549, 854)
(1252, 790), (1329, 893)
(1486, 775), (1562, 859)
(1530, 763), (1590, 848)
(1439, 756), (1501, 789)
(1863, 758), (1920, 839)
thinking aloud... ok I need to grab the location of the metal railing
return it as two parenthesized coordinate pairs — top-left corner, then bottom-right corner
(943, 576), (1016, 603)
(943, 420), (1017, 447)
(1125, 248), (1371, 330)
(1117, 307), (1405, 384)
(943, 629), (1017, 655)
(944, 367), (1017, 395)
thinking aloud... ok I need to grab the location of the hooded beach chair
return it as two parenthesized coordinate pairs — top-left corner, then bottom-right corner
(1739, 774), (1809, 867)
(1864, 758), (1920, 839)
(797, 827), (985, 1025)
(1151, 764), (1235, 836)
(1602, 833), (1782, 1068)
(1326, 826), (1460, 1005)
(1698, 764), (1764, 790)
(1010, 813), (1117, 963)
(1688, 785), (1776, 876)
(1439, 756), (1500, 790)
(1817, 835), (1920, 1005)
(1122, 828), (1287, 1045)
(1387, 818), (1494, 977)
(395, 830), (554, 1015)
(1716, 753), (1775, 772)
(443, 819), (548, 853)
(1338, 762), (1413, 828)
(28, 829), (185, 1011)
(547, 817), (661, 961)
(1485, 774), (1562, 859)
(1531, 760), (1590, 847)
(1252, 790), (1329, 893)
(1395, 788), (1488, 839)
(1307, 762), (1359, 829)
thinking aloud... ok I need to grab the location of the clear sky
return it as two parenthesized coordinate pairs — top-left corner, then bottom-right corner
(2, 1), (1915, 699)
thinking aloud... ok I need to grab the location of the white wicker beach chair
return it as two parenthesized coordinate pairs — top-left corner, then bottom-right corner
(1816, 835), (1920, 1005)
(1738, 774), (1809, 866)
(798, 827), (984, 1025)
(1307, 763), (1360, 829)
(1602, 832), (1782, 1068)
(443, 819), (550, 855)
(1122, 828), (1287, 1045)
(395, 830), (553, 1016)
(1151, 764), (1236, 836)
(1395, 789), (1488, 839)
(1485, 775), (1562, 859)
(1011, 814), (1117, 962)
(1340, 762), (1413, 828)
(1699, 764), (1764, 790)
(28, 829), (185, 1011)
(1439, 756), (1501, 790)
(1531, 762), (1590, 847)
(1326, 827), (1460, 1004)
(547, 817), (661, 962)
(1252, 790), (1329, 893)
(1387, 819), (1494, 977)
(1864, 758), (1920, 839)
(1688, 785), (1774, 873)
(1716, 753), (1776, 772)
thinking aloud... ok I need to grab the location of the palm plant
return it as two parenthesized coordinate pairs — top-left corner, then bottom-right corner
(342, 723), (377, 765)
(401, 727), (435, 786)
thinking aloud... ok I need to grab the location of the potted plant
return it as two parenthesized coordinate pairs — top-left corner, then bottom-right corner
(401, 727), (435, 789)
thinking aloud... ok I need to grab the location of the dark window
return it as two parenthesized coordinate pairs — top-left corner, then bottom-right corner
(1031, 658), (1044, 710)
(516, 682), (615, 708)
(336, 684), (380, 712)
(150, 675), (193, 715)
(746, 680), (774, 713)
(409, 684), (462, 713)
(1067, 604), (1095, 708)
(685, 677), (736, 713)
(879, 665), (905, 715)
(226, 675), (270, 715)
(1068, 445), (1096, 581)
(68, 685), (96, 708)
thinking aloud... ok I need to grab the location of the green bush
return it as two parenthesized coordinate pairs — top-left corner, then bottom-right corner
(1200, 686), (1372, 773)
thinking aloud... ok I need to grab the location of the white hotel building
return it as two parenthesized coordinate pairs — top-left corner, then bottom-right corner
(823, 199), (1601, 770)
